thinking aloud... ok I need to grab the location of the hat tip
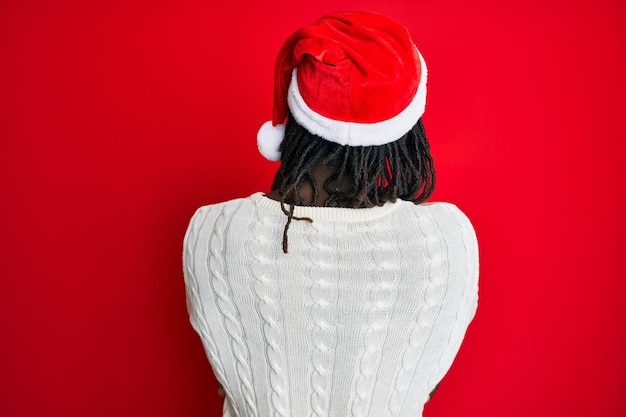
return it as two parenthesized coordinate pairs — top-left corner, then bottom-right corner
(257, 121), (285, 161)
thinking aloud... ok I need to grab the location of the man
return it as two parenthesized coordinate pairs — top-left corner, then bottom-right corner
(184, 11), (479, 417)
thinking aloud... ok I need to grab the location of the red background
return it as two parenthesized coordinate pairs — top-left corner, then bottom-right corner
(1, 0), (625, 416)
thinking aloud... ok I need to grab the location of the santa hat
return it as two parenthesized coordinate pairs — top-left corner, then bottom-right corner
(257, 11), (427, 161)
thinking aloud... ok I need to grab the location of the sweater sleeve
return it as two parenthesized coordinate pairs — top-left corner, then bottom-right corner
(449, 203), (479, 324)
(183, 206), (205, 336)
(182, 203), (247, 410)
(421, 202), (479, 395)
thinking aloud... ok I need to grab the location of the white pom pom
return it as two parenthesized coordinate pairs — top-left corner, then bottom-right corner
(257, 121), (285, 161)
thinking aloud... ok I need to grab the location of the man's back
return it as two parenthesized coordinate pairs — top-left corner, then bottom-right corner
(184, 193), (478, 417)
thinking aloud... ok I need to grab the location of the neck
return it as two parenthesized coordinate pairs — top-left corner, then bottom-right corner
(266, 165), (353, 207)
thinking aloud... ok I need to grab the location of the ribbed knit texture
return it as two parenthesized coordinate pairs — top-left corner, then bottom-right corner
(183, 192), (479, 417)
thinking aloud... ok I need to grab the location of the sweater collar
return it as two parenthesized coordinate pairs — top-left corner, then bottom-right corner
(250, 192), (402, 222)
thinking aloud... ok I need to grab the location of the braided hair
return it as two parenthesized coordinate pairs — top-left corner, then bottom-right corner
(271, 113), (436, 253)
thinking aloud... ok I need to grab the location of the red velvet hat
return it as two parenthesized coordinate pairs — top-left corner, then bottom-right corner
(257, 11), (428, 161)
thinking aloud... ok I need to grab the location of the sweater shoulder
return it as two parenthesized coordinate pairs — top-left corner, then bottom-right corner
(404, 201), (479, 253)
(192, 196), (252, 215)
(410, 201), (475, 230)
(188, 196), (255, 222)
(183, 196), (257, 244)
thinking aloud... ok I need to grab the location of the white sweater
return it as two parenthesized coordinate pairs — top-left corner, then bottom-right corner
(183, 193), (478, 417)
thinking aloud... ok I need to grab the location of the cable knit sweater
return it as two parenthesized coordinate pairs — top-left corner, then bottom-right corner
(183, 192), (479, 417)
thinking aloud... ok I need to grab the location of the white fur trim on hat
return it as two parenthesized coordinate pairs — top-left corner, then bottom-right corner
(257, 121), (285, 161)
(287, 51), (428, 147)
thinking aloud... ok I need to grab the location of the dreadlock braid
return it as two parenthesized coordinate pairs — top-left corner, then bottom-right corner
(271, 113), (436, 253)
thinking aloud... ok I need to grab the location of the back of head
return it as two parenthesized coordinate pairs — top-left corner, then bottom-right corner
(257, 11), (436, 250)
(272, 114), (435, 208)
